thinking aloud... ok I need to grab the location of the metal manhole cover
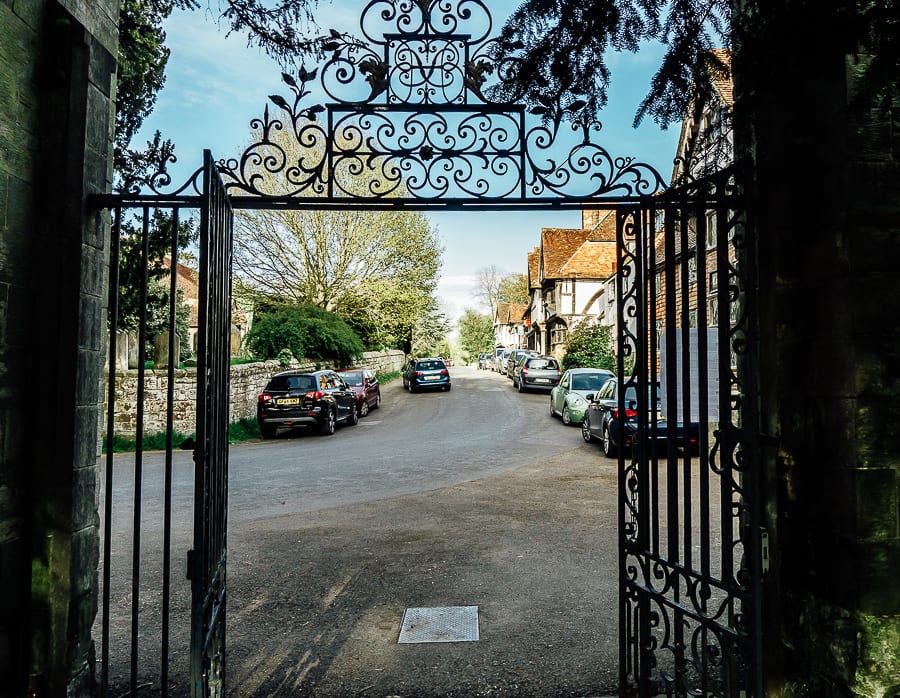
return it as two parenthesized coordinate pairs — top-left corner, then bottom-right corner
(397, 606), (479, 644)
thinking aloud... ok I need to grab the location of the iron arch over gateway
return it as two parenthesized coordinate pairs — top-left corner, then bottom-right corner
(91, 1), (760, 696)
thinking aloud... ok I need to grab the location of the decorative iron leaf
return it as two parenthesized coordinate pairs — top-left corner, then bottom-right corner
(537, 93), (553, 107)
(322, 41), (340, 52)
(329, 28), (341, 38)
(282, 72), (297, 88)
(529, 106), (549, 115)
(566, 100), (587, 112)
(269, 94), (290, 111)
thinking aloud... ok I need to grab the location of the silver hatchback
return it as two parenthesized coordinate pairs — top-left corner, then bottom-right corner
(512, 355), (561, 392)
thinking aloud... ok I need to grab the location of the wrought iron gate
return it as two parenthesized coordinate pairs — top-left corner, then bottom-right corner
(615, 167), (762, 696)
(95, 151), (232, 697)
(91, 0), (762, 694)
(189, 152), (234, 695)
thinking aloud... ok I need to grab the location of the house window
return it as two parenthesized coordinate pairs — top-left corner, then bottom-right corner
(656, 320), (663, 342)
(655, 272), (661, 297)
(688, 309), (697, 328)
(607, 279), (615, 301)
(709, 297), (719, 325)
(688, 256), (697, 284)
(709, 270), (718, 291)
(706, 210), (717, 249)
(560, 279), (572, 294)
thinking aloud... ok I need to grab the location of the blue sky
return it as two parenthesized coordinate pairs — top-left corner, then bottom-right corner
(136, 1), (681, 323)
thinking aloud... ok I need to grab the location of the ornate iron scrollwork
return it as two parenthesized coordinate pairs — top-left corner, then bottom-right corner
(139, 0), (665, 204)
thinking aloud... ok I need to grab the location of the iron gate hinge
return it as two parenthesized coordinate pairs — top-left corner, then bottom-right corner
(761, 529), (770, 574)
(186, 549), (194, 580)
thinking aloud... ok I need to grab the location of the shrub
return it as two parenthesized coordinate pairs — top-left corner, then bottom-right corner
(561, 322), (617, 372)
(246, 303), (364, 369)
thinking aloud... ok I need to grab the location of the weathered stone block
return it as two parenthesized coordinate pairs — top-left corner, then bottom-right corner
(75, 347), (102, 407)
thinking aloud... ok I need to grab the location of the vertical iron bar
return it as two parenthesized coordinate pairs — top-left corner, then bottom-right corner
(130, 206), (151, 694)
(161, 208), (180, 696)
(695, 195), (711, 695)
(663, 205), (678, 562)
(648, 206), (660, 559)
(101, 206), (122, 697)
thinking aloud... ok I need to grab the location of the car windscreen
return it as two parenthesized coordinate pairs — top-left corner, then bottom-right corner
(340, 372), (364, 386)
(417, 361), (444, 371)
(267, 375), (318, 391)
(571, 373), (609, 391)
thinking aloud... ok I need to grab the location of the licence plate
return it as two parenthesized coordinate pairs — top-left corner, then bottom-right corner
(277, 397), (300, 405)
(424, 375), (439, 380)
(534, 378), (549, 383)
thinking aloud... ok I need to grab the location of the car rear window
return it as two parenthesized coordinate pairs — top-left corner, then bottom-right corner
(267, 375), (317, 391)
(527, 358), (558, 370)
(417, 360), (444, 371)
(340, 371), (364, 386)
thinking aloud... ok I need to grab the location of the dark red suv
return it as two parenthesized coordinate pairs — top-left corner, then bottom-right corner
(257, 369), (358, 438)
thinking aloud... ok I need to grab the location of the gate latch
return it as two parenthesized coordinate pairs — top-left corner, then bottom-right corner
(761, 530), (770, 574)
(187, 549), (195, 580)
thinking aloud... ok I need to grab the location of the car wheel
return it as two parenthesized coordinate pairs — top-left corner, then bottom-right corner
(348, 402), (359, 426)
(581, 415), (594, 443)
(260, 423), (277, 440)
(320, 408), (336, 435)
(517, 379), (525, 393)
(444, 384), (451, 391)
(360, 400), (369, 417)
(374, 394), (381, 410)
(562, 404), (572, 425)
(602, 426), (617, 458)
(408, 381), (416, 393)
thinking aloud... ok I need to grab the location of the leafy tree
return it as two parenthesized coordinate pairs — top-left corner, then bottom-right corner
(410, 298), (452, 358)
(232, 126), (444, 347)
(498, 273), (530, 306)
(561, 322), (616, 372)
(457, 310), (496, 363)
(245, 303), (364, 369)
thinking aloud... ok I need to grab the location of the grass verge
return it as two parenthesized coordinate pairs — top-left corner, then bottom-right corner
(104, 418), (261, 453)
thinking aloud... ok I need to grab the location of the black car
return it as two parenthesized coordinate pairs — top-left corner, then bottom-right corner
(581, 377), (700, 457)
(402, 357), (451, 392)
(257, 369), (359, 438)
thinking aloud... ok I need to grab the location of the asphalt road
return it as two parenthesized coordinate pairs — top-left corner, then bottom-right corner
(100, 365), (622, 697)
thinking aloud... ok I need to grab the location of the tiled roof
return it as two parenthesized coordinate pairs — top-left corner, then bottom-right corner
(708, 48), (733, 107)
(559, 240), (617, 278)
(540, 227), (592, 278)
(586, 210), (617, 242)
(495, 301), (527, 324)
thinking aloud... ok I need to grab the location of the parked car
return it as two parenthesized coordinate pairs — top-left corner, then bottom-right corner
(402, 357), (452, 392)
(494, 348), (512, 373)
(491, 347), (506, 371)
(257, 369), (358, 438)
(477, 353), (492, 370)
(512, 355), (561, 392)
(581, 377), (701, 457)
(504, 349), (534, 378)
(549, 367), (615, 425)
(337, 368), (382, 417)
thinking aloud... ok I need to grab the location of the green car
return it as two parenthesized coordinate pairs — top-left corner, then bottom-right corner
(549, 368), (615, 425)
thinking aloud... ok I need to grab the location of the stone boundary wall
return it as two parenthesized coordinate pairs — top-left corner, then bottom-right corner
(106, 350), (406, 438)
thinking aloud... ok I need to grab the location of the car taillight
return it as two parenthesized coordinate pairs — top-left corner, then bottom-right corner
(415, 371), (424, 377)
(440, 369), (449, 376)
(258, 392), (272, 403)
(304, 390), (325, 400)
(613, 408), (638, 420)
(522, 367), (529, 374)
